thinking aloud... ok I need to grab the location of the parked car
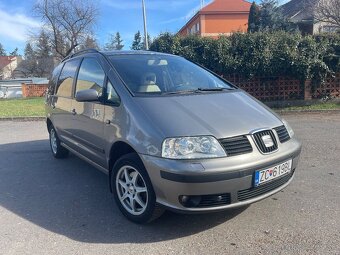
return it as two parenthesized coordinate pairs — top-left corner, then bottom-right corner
(45, 49), (302, 223)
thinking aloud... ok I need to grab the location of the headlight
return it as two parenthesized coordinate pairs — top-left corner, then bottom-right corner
(161, 136), (226, 159)
(282, 119), (294, 138)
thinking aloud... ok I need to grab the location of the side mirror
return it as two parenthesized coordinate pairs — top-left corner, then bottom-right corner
(75, 89), (99, 102)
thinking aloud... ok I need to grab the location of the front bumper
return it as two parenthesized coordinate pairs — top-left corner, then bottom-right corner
(140, 137), (302, 212)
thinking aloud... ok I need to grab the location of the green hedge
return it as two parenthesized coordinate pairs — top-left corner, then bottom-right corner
(150, 31), (340, 86)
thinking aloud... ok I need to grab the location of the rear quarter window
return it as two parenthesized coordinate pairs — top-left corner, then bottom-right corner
(56, 59), (80, 97)
(47, 64), (62, 95)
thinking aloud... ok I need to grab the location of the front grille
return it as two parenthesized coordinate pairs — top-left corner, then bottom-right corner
(253, 130), (278, 153)
(219, 136), (253, 156)
(237, 170), (294, 201)
(274, 125), (291, 143)
(197, 193), (231, 208)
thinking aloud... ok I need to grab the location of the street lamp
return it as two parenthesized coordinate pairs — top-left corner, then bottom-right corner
(142, 0), (149, 50)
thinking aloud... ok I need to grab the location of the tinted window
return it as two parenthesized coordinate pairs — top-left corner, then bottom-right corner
(76, 58), (105, 95)
(47, 64), (62, 95)
(56, 59), (80, 97)
(109, 55), (233, 96)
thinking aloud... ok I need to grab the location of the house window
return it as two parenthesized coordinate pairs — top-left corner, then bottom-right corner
(322, 25), (338, 33)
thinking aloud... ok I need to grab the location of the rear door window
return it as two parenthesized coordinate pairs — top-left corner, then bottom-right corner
(56, 59), (80, 97)
(48, 64), (62, 95)
(75, 58), (105, 96)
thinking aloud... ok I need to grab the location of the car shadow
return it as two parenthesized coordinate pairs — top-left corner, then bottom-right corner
(0, 140), (248, 243)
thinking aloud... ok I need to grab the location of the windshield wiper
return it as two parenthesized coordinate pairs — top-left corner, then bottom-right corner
(162, 90), (196, 95)
(195, 87), (233, 92)
(162, 87), (234, 95)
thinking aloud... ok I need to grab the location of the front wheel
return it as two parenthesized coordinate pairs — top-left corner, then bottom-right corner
(111, 153), (164, 223)
(49, 126), (69, 159)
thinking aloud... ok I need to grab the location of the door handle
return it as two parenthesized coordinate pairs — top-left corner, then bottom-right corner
(71, 109), (77, 115)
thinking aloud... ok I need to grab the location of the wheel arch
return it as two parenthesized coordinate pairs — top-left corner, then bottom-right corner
(108, 141), (139, 192)
(46, 118), (53, 132)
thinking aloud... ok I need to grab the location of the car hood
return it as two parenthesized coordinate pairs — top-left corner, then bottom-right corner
(134, 91), (283, 139)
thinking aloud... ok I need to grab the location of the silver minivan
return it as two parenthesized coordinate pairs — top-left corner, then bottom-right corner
(46, 49), (302, 223)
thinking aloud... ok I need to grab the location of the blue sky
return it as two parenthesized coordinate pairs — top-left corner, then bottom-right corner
(0, 0), (289, 54)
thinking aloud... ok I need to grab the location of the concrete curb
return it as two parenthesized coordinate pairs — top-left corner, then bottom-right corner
(0, 116), (46, 121)
(0, 109), (339, 121)
(276, 109), (340, 115)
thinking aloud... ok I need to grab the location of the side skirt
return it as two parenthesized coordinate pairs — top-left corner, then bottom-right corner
(61, 142), (109, 175)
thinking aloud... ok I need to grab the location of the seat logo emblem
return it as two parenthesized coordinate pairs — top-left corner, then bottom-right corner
(262, 135), (274, 148)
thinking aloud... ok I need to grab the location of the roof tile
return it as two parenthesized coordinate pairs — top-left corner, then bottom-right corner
(201, 0), (251, 13)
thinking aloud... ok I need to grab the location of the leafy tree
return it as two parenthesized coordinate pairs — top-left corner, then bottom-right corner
(248, 0), (295, 32)
(24, 43), (35, 60)
(35, 30), (51, 58)
(9, 48), (19, 56)
(141, 33), (152, 50)
(131, 31), (143, 50)
(0, 43), (6, 56)
(150, 31), (340, 88)
(255, 0), (294, 31)
(248, 2), (261, 33)
(19, 43), (37, 77)
(80, 36), (100, 50)
(105, 32), (124, 51)
(20, 33), (54, 77)
(35, 30), (54, 77)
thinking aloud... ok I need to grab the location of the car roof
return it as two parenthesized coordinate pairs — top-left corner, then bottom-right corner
(101, 50), (174, 57)
(61, 49), (176, 63)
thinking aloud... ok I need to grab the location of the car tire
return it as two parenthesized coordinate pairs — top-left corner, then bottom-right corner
(49, 126), (69, 159)
(111, 153), (164, 224)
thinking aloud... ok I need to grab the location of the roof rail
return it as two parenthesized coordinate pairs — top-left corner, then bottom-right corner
(61, 48), (100, 62)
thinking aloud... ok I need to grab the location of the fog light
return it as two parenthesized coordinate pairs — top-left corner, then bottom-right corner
(179, 195), (201, 207)
(181, 195), (189, 203)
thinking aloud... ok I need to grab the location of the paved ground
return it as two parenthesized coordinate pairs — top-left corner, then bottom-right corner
(0, 113), (339, 255)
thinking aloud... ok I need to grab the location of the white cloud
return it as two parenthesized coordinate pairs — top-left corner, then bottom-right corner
(0, 8), (41, 42)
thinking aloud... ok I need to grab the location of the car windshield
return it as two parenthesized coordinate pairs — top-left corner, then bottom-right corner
(109, 54), (234, 96)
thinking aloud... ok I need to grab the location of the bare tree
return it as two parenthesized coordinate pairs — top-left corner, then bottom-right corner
(34, 0), (98, 59)
(314, 0), (340, 29)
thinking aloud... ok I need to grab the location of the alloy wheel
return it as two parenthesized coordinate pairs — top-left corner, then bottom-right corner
(50, 128), (58, 154)
(116, 165), (148, 216)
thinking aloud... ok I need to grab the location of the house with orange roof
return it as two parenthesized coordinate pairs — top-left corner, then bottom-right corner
(0, 56), (22, 80)
(178, 0), (252, 38)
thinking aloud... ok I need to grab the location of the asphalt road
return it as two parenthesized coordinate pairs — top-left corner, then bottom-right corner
(0, 113), (339, 255)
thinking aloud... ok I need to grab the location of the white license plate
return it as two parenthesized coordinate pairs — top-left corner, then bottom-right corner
(254, 159), (292, 186)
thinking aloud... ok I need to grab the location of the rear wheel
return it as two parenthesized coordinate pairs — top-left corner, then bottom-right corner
(49, 126), (69, 159)
(111, 153), (164, 223)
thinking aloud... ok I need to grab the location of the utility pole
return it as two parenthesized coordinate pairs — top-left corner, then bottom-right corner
(200, 0), (205, 9)
(142, 0), (149, 50)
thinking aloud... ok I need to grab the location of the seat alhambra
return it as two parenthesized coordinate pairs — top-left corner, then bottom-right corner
(46, 49), (302, 223)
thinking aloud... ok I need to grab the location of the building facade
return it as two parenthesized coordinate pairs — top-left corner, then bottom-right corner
(0, 56), (22, 80)
(281, 0), (338, 35)
(178, 0), (251, 38)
